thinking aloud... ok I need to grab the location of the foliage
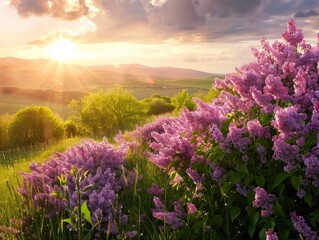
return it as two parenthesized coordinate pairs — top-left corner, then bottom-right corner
(17, 140), (139, 239)
(69, 87), (147, 137)
(171, 89), (196, 114)
(194, 87), (220, 103)
(8, 106), (64, 148)
(142, 95), (174, 115)
(0, 113), (12, 150)
(64, 120), (78, 138)
(146, 19), (319, 239)
(3, 19), (319, 240)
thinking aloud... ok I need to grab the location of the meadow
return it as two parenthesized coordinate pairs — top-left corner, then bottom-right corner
(0, 20), (319, 240)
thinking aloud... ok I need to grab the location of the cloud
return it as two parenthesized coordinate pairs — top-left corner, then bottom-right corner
(8, 0), (319, 44)
(8, 0), (98, 20)
(294, 10), (319, 18)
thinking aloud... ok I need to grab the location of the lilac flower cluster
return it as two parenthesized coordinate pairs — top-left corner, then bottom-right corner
(252, 187), (276, 217)
(290, 212), (319, 240)
(152, 197), (186, 230)
(265, 229), (278, 240)
(145, 19), (319, 236)
(19, 140), (137, 237)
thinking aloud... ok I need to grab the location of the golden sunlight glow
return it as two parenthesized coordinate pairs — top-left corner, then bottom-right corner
(47, 39), (78, 61)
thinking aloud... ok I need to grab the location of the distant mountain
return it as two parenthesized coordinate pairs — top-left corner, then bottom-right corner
(0, 58), (216, 91)
(89, 63), (213, 80)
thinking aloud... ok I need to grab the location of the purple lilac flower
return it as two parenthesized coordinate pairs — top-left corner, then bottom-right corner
(290, 212), (319, 240)
(247, 119), (270, 138)
(152, 197), (185, 230)
(18, 140), (138, 236)
(303, 154), (319, 187)
(272, 136), (300, 172)
(185, 168), (201, 183)
(281, 19), (303, 46)
(252, 187), (275, 217)
(236, 183), (248, 197)
(266, 229), (278, 240)
(125, 231), (137, 238)
(147, 183), (164, 197)
(210, 164), (225, 183)
(187, 202), (198, 215)
(272, 106), (307, 136)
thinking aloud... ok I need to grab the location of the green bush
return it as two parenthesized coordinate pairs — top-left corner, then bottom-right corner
(8, 106), (65, 147)
(171, 89), (196, 114)
(69, 87), (147, 137)
(147, 98), (174, 115)
(64, 120), (77, 138)
(0, 113), (12, 150)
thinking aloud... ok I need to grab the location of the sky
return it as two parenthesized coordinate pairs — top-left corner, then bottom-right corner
(1, 0), (319, 74)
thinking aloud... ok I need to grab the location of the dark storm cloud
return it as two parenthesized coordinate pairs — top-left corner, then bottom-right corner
(9, 0), (319, 43)
(294, 10), (319, 18)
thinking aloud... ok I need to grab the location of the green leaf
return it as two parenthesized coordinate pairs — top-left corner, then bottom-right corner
(255, 175), (265, 187)
(248, 225), (256, 238)
(62, 218), (74, 227)
(259, 228), (267, 240)
(221, 181), (232, 195)
(272, 172), (290, 189)
(247, 207), (259, 225)
(230, 172), (245, 184)
(81, 201), (93, 225)
(213, 214), (222, 227)
(291, 176), (302, 191)
(236, 163), (249, 175)
(273, 202), (285, 218)
(230, 207), (241, 222)
(305, 192), (313, 207)
(244, 174), (255, 185)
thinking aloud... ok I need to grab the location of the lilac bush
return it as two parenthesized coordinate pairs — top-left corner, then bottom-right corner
(147, 19), (319, 239)
(18, 139), (138, 238)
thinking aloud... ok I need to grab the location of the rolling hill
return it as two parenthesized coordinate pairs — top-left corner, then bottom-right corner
(0, 57), (217, 91)
(0, 57), (222, 116)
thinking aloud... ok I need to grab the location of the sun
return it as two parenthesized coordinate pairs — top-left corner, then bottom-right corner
(47, 39), (78, 61)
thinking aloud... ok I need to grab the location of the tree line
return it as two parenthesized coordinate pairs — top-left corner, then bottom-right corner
(0, 87), (216, 150)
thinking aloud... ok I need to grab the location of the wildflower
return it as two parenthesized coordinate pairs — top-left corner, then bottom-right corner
(147, 183), (164, 197)
(252, 187), (275, 217)
(266, 229), (278, 240)
(290, 212), (319, 240)
(187, 202), (197, 215)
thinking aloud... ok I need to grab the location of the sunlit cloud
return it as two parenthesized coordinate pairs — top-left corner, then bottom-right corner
(150, 0), (168, 7)
(8, 0), (99, 20)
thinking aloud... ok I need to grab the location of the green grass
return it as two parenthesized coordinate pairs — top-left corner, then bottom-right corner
(0, 137), (85, 228)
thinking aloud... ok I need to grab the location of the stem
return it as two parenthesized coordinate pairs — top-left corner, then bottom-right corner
(220, 185), (231, 240)
(77, 172), (83, 240)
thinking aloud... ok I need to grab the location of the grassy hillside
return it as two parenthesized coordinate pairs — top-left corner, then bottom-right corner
(0, 93), (68, 117)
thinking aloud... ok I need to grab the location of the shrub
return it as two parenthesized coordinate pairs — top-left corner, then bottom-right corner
(171, 89), (196, 114)
(18, 140), (138, 239)
(69, 87), (147, 137)
(146, 19), (319, 239)
(0, 113), (12, 150)
(64, 120), (77, 138)
(147, 98), (174, 115)
(8, 106), (64, 148)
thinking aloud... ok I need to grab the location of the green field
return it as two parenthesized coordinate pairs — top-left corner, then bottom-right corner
(0, 76), (217, 116)
(0, 93), (68, 117)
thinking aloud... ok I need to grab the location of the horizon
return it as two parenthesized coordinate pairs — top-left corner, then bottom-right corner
(1, 1), (319, 74)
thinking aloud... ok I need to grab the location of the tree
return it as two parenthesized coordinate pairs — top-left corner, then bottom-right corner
(69, 87), (147, 137)
(171, 89), (196, 114)
(8, 106), (64, 147)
